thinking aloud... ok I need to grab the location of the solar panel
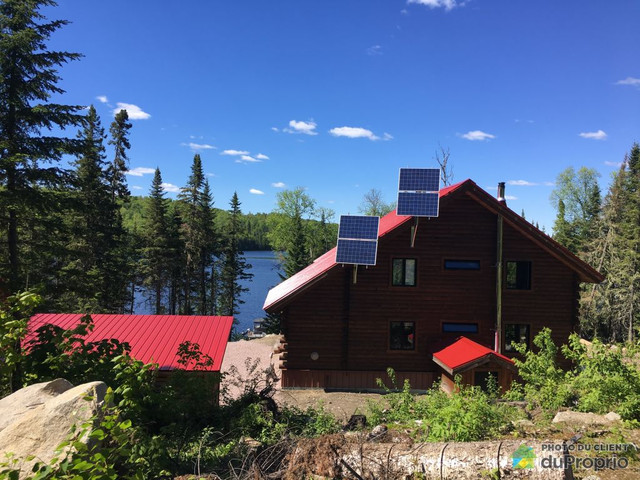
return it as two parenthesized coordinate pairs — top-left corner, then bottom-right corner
(398, 168), (440, 192)
(397, 192), (439, 217)
(338, 215), (379, 240)
(397, 167), (440, 217)
(336, 239), (378, 265)
(335, 215), (380, 265)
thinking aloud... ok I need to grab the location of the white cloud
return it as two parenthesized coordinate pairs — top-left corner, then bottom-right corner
(505, 195), (518, 201)
(408, 0), (459, 10)
(221, 149), (249, 156)
(543, 181), (555, 186)
(206, 172), (215, 177)
(249, 188), (264, 195)
(382, 132), (394, 141)
(237, 155), (261, 163)
(605, 160), (623, 167)
(460, 130), (495, 141)
(182, 142), (216, 151)
(271, 127), (279, 132)
(329, 126), (380, 140)
(366, 45), (383, 56)
(256, 153), (270, 160)
(96, 95), (108, 103)
(132, 185), (143, 190)
(113, 102), (151, 120)
(126, 167), (155, 177)
(508, 180), (538, 186)
(284, 120), (318, 135)
(271, 182), (286, 188)
(579, 130), (607, 140)
(161, 182), (180, 193)
(615, 77), (640, 87)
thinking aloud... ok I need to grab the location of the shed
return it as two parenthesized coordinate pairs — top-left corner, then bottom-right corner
(432, 336), (516, 394)
(28, 314), (233, 400)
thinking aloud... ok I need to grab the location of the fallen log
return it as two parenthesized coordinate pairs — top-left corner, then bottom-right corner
(287, 436), (570, 479)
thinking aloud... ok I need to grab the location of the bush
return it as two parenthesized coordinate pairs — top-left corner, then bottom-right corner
(368, 369), (520, 442)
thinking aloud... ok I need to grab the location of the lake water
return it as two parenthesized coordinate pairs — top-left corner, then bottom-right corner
(133, 250), (282, 332)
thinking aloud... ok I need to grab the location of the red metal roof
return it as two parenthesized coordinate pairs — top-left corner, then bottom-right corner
(263, 180), (467, 311)
(432, 336), (514, 374)
(28, 314), (233, 372)
(263, 178), (603, 312)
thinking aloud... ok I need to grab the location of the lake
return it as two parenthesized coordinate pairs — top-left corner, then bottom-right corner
(133, 250), (282, 332)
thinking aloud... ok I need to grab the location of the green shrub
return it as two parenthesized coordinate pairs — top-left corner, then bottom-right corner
(368, 369), (519, 442)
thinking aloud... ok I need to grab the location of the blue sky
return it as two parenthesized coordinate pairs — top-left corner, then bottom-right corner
(44, 0), (639, 231)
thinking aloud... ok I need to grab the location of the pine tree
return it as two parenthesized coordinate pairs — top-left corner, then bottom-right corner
(219, 192), (253, 319)
(0, 0), (84, 293)
(199, 179), (216, 314)
(141, 168), (170, 314)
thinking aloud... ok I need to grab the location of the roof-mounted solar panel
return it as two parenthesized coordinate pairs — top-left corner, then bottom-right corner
(336, 239), (378, 265)
(397, 192), (439, 217)
(336, 215), (380, 266)
(338, 215), (379, 240)
(397, 167), (440, 217)
(398, 168), (440, 192)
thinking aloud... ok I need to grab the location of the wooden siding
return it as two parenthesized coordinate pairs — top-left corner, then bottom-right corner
(282, 369), (436, 391)
(279, 193), (582, 388)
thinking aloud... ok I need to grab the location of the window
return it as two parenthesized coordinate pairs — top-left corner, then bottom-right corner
(506, 261), (531, 290)
(442, 322), (479, 334)
(390, 321), (415, 350)
(392, 258), (416, 286)
(504, 324), (530, 352)
(444, 259), (480, 270)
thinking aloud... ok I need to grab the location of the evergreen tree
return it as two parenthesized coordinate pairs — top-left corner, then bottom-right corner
(0, 0), (84, 293)
(219, 192), (253, 319)
(178, 154), (215, 314)
(107, 109), (132, 202)
(581, 144), (640, 342)
(141, 168), (170, 314)
(199, 179), (216, 315)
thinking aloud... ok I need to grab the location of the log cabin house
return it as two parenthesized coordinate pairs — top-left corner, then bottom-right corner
(263, 179), (603, 391)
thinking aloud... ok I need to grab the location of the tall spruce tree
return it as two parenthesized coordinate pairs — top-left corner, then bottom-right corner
(61, 105), (111, 310)
(107, 109), (131, 202)
(219, 192), (253, 319)
(581, 143), (640, 342)
(178, 154), (215, 314)
(0, 0), (84, 293)
(141, 168), (170, 314)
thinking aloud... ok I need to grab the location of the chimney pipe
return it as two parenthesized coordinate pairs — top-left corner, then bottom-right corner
(497, 182), (506, 205)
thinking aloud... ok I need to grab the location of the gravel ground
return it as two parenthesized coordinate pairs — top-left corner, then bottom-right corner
(220, 335), (383, 421)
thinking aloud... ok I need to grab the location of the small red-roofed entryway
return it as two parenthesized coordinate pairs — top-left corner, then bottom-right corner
(432, 336), (516, 394)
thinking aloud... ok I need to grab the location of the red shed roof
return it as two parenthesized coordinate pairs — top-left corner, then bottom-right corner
(263, 178), (603, 312)
(28, 314), (233, 372)
(432, 336), (515, 375)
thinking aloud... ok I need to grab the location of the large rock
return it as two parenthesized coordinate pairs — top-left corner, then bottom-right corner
(0, 380), (107, 478)
(552, 410), (622, 427)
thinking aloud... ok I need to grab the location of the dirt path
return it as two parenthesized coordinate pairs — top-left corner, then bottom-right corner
(221, 335), (382, 421)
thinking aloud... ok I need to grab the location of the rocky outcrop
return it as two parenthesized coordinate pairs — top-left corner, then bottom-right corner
(552, 410), (622, 427)
(0, 379), (107, 478)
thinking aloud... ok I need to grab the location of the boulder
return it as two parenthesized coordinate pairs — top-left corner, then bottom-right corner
(0, 378), (73, 432)
(0, 380), (107, 478)
(552, 410), (622, 427)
